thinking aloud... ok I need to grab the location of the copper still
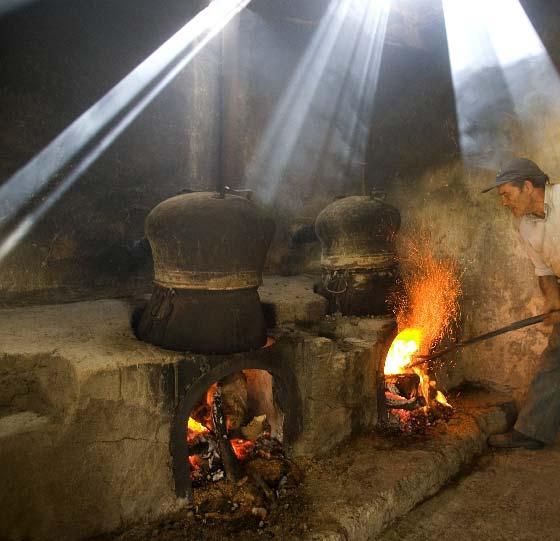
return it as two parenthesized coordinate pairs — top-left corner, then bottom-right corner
(314, 191), (400, 315)
(136, 192), (275, 353)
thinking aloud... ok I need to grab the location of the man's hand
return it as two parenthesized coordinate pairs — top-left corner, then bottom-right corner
(539, 275), (560, 326)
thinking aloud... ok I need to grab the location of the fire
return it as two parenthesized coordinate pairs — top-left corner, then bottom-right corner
(187, 417), (209, 445)
(392, 238), (461, 354)
(384, 328), (423, 374)
(385, 236), (461, 410)
(188, 455), (204, 469)
(436, 390), (450, 406)
(188, 417), (208, 433)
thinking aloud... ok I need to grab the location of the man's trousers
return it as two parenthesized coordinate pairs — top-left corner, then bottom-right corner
(516, 324), (560, 444)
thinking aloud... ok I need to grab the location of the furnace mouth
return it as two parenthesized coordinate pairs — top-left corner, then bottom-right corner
(183, 368), (304, 519)
(184, 369), (284, 488)
(378, 330), (453, 435)
(169, 343), (303, 500)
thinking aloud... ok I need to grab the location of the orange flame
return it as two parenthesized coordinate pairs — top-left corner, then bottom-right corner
(188, 417), (208, 433)
(384, 328), (423, 374)
(385, 236), (461, 407)
(393, 238), (461, 353)
(187, 417), (209, 446)
(188, 455), (203, 470)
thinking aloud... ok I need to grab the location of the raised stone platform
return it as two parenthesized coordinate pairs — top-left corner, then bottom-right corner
(93, 390), (517, 541)
(301, 390), (516, 541)
(0, 275), (394, 541)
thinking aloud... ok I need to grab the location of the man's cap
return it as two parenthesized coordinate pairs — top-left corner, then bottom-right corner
(481, 157), (549, 193)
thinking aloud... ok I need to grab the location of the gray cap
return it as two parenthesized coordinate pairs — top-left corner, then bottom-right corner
(481, 157), (549, 193)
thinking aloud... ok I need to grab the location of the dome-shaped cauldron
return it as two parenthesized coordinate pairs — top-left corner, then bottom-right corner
(137, 192), (275, 353)
(314, 192), (400, 316)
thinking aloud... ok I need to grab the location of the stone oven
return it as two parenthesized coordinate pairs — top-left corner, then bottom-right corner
(168, 338), (302, 500)
(0, 276), (394, 540)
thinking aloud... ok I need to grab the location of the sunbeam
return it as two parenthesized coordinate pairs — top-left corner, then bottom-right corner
(0, 0), (37, 18)
(245, 0), (391, 206)
(0, 0), (252, 262)
(443, 0), (560, 168)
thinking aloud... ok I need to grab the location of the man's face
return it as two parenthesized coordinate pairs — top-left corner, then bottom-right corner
(497, 181), (532, 218)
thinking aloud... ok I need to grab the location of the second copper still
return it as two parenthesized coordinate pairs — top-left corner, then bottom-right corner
(314, 191), (400, 316)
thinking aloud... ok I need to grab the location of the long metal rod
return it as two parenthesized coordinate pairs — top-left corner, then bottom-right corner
(411, 310), (560, 366)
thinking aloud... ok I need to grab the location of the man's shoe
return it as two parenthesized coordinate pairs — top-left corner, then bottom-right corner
(488, 429), (544, 450)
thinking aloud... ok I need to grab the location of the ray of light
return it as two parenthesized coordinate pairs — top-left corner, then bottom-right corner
(338, 2), (389, 183)
(443, 0), (560, 168)
(0, 0), (252, 262)
(0, 0), (37, 18)
(245, 0), (391, 205)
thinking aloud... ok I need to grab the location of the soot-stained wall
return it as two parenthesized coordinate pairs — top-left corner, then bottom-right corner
(1, 0), (407, 302)
(0, 0), (218, 304)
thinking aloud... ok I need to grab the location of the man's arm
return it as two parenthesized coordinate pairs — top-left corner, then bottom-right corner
(539, 275), (560, 325)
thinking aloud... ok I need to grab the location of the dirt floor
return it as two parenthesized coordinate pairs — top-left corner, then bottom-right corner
(377, 439), (560, 541)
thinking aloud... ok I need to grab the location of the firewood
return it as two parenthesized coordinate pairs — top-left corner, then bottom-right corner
(211, 388), (243, 482)
(219, 372), (248, 430)
(385, 391), (419, 410)
(241, 414), (267, 440)
(384, 373), (420, 399)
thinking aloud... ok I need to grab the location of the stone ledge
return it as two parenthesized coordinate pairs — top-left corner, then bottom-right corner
(260, 274), (327, 326)
(301, 390), (516, 541)
(0, 275), (327, 378)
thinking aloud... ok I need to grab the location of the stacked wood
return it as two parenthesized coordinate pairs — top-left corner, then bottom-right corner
(383, 372), (453, 435)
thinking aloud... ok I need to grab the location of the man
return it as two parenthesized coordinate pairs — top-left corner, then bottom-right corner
(482, 157), (560, 449)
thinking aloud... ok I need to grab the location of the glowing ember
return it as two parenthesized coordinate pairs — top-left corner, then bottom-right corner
(188, 455), (204, 470)
(230, 438), (255, 461)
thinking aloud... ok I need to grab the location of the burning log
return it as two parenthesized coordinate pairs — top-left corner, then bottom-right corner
(211, 388), (243, 482)
(385, 373), (420, 399)
(219, 372), (249, 431)
(384, 373), (423, 411)
(385, 392), (419, 410)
